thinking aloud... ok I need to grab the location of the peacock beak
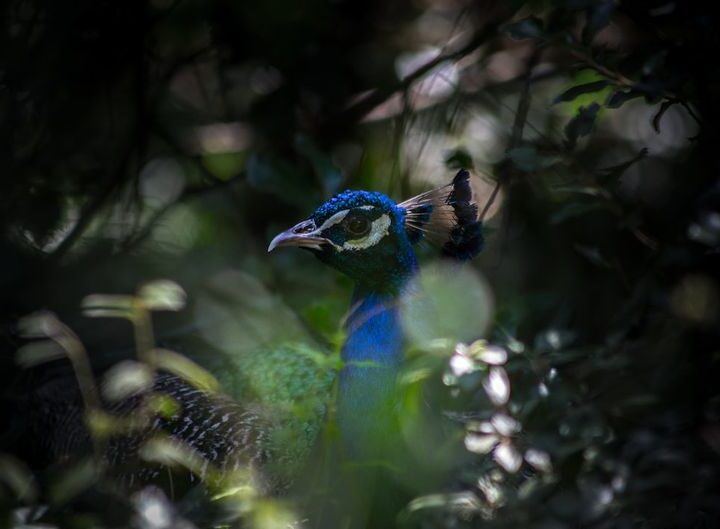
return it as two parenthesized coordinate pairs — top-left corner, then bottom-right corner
(268, 219), (328, 252)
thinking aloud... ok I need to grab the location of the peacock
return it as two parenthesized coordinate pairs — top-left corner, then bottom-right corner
(12, 169), (484, 518)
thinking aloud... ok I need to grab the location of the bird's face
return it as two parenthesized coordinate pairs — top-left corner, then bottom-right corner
(268, 190), (416, 290)
(268, 170), (484, 291)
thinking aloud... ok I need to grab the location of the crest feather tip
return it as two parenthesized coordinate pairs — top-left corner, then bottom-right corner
(400, 169), (484, 261)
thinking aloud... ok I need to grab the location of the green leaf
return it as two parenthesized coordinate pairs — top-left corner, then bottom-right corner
(16, 340), (67, 368)
(0, 455), (37, 501)
(138, 279), (187, 311)
(101, 360), (154, 402)
(444, 148), (475, 170)
(652, 99), (678, 133)
(564, 103), (600, 147)
(606, 89), (642, 108)
(553, 80), (609, 104)
(147, 348), (220, 391)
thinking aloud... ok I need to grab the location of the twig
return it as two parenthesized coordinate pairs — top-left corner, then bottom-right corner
(480, 48), (542, 222)
(49, 147), (134, 263)
(568, 46), (635, 88)
(341, 15), (514, 125)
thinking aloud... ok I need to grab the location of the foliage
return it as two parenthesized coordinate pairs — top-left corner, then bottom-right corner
(2, 0), (719, 528)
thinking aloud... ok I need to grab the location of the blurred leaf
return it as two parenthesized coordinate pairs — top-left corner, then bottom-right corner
(49, 458), (98, 505)
(504, 17), (544, 40)
(553, 80), (609, 104)
(606, 89), (643, 108)
(444, 148), (475, 170)
(0, 455), (37, 501)
(15, 339), (66, 368)
(82, 294), (134, 318)
(195, 270), (316, 353)
(139, 437), (208, 478)
(250, 499), (299, 529)
(101, 360), (154, 402)
(564, 103), (600, 147)
(303, 301), (341, 341)
(17, 310), (62, 338)
(404, 491), (482, 514)
(147, 348), (220, 391)
(147, 393), (181, 419)
(138, 279), (187, 311)
(401, 263), (494, 347)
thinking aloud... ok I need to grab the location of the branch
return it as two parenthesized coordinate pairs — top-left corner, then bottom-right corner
(341, 15), (513, 125)
(480, 48), (541, 222)
(49, 146), (134, 263)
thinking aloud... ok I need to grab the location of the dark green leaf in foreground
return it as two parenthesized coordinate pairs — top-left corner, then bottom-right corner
(606, 89), (643, 108)
(564, 103), (601, 147)
(553, 81), (609, 104)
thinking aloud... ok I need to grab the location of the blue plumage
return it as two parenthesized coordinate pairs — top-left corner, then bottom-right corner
(338, 290), (405, 456)
(269, 169), (484, 457)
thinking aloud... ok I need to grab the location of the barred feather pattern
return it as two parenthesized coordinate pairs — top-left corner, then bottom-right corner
(399, 169), (484, 260)
(104, 371), (278, 491)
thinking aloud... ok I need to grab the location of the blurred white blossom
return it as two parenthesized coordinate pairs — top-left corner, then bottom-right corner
(483, 367), (510, 406)
(494, 441), (522, 473)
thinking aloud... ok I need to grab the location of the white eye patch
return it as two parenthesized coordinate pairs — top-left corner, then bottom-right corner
(340, 213), (390, 251)
(313, 206), (391, 252)
(312, 206), (390, 252)
(316, 209), (350, 232)
(315, 205), (377, 232)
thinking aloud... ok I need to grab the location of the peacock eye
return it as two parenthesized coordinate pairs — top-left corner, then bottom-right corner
(344, 211), (371, 238)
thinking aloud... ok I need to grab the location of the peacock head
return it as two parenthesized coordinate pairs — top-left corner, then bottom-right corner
(268, 169), (484, 292)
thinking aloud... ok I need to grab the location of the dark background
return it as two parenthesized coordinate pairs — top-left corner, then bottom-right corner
(1, 0), (720, 527)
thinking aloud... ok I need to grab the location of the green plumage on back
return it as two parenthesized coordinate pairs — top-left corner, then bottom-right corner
(215, 343), (337, 487)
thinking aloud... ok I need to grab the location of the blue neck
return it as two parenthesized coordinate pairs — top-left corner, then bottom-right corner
(336, 258), (417, 456)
